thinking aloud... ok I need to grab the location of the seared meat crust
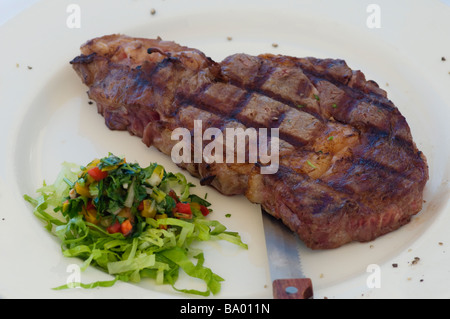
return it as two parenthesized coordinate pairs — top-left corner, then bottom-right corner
(71, 34), (428, 249)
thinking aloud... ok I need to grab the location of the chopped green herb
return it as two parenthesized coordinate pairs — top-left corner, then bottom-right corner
(332, 103), (338, 108)
(296, 104), (305, 109)
(314, 94), (320, 101)
(189, 194), (211, 207)
(225, 214), (232, 218)
(328, 136), (334, 141)
(306, 160), (317, 169)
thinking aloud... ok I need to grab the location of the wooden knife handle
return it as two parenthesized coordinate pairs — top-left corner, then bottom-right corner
(273, 278), (313, 299)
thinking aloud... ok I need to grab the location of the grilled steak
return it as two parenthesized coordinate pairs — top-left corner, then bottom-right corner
(70, 34), (429, 249)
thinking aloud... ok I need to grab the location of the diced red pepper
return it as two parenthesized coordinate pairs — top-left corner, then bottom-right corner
(107, 220), (121, 234)
(106, 219), (133, 236)
(174, 202), (194, 219)
(175, 202), (191, 215)
(120, 219), (133, 236)
(199, 205), (210, 217)
(87, 166), (108, 181)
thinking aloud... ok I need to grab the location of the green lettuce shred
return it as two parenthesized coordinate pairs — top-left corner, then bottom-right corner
(24, 155), (248, 297)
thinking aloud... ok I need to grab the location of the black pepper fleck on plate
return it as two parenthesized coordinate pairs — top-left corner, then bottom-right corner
(411, 257), (420, 265)
(150, 8), (156, 15)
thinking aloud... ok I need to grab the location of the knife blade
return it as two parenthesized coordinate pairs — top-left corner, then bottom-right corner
(262, 209), (313, 299)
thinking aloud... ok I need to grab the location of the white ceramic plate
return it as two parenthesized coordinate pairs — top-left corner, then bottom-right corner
(1, 0), (449, 299)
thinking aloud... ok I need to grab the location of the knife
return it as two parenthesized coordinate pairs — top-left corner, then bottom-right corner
(262, 210), (313, 299)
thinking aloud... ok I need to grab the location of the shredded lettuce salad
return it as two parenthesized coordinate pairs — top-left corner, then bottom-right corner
(24, 153), (248, 296)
